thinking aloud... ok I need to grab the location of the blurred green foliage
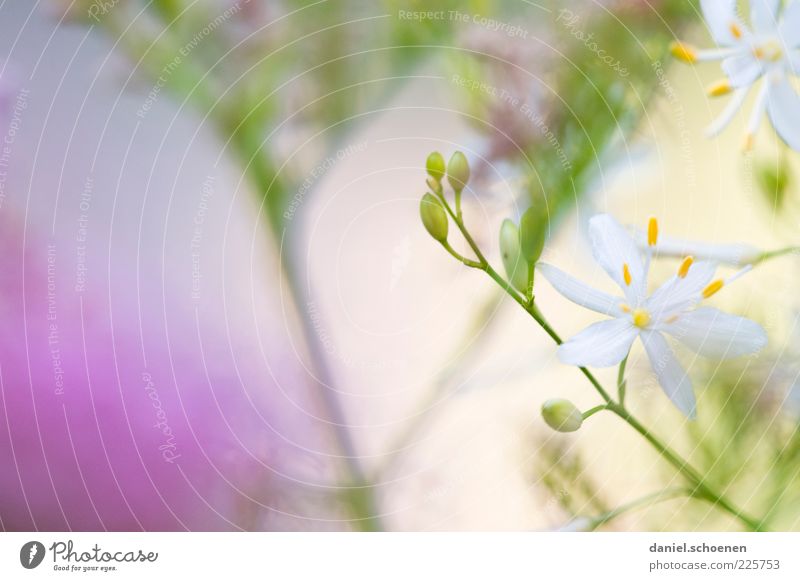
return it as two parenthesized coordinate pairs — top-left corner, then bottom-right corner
(687, 362), (800, 530)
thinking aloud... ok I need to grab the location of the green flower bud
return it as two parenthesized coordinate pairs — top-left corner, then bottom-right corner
(420, 193), (449, 243)
(426, 177), (441, 194)
(519, 207), (547, 265)
(541, 399), (583, 433)
(499, 219), (528, 293)
(426, 152), (446, 181)
(446, 151), (470, 192)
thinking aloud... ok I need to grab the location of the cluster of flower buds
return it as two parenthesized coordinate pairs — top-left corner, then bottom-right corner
(499, 207), (547, 294)
(419, 151), (472, 244)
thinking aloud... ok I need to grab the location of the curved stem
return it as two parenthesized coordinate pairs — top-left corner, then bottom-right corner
(588, 487), (691, 530)
(440, 240), (482, 268)
(582, 405), (608, 420)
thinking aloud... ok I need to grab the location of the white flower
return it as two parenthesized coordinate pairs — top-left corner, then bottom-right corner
(671, 0), (800, 150)
(538, 214), (768, 418)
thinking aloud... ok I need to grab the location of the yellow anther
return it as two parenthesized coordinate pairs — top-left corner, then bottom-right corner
(647, 217), (658, 247)
(754, 40), (783, 62)
(678, 256), (694, 278)
(620, 303), (631, 313)
(702, 279), (724, 299)
(730, 22), (743, 39)
(742, 133), (755, 152)
(623, 263), (632, 286)
(632, 308), (651, 328)
(669, 41), (698, 64)
(707, 79), (732, 97)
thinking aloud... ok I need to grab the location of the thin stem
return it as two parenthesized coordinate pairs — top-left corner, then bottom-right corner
(753, 246), (800, 265)
(440, 240), (483, 268)
(609, 405), (763, 530)
(617, 355), (629, 406)
(588, 487), (691, 530)
(582, 405), (608, 420)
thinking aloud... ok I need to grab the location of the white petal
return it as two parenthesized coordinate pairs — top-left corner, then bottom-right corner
(538, 263), (622, 316)
(632, 230), (761, 266)
(646, 261), (718, 318)
(780, 1), (800, 48)
(558, 318), (638, 368)
(706, 86), (751, 137)
(640, 331), (697, 418)
(751, 0), (781, 34)
(588, 214), (645, 302)
(746, 82), (769, 137)
(722, 53), (763, 87)
(661, 307), (767, 359)
(789, 51), (800, 75)
(701, 0), (748, 46)
(767, 76), (800, 151)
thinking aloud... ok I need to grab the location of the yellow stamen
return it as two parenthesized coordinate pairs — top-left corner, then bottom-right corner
(707, 79), (732, 97)
(664, 315), (679, 324)
(669, 41), (698, 64)
(632, 308), (651, 328)
(678, 256), (694, 278)
(623, 263), (632, 286)
(743, 133), (755, 152)
(647, 217), (658, 247)
(754, 40), (783, 62)
(620, 303), (631, 313)
(702, 279), (724, 299)
(730, 22), (743, 39)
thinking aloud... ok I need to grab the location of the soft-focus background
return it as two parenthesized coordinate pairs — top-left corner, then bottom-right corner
(1, 0), (799, 531)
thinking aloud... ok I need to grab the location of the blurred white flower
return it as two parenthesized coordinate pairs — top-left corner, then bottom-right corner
(671, 0), (800, 150)
(539, 214), (767, 418)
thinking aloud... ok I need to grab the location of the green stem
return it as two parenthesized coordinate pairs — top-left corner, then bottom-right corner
(582, 405), (608, 420)
(753, 246), (800, 264)
(618, 355), (629, 407)
(440, 240), (482, 268)
(588, 487), (691, 530)
(609, 405), (764, 531)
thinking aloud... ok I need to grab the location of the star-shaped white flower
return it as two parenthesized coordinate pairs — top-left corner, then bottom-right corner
(671, 0), (800, 150)
(538, 214), (768, 418)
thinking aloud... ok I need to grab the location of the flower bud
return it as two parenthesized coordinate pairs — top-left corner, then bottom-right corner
(419, 193), (448, 243)
(426, 152), (446, 181)
(519, 207), (546, 265)
(426, 177), (441, 194)
(499, 219), (528, 293)
(446, 151), (470, 192)
(541, 399), (583, 433)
